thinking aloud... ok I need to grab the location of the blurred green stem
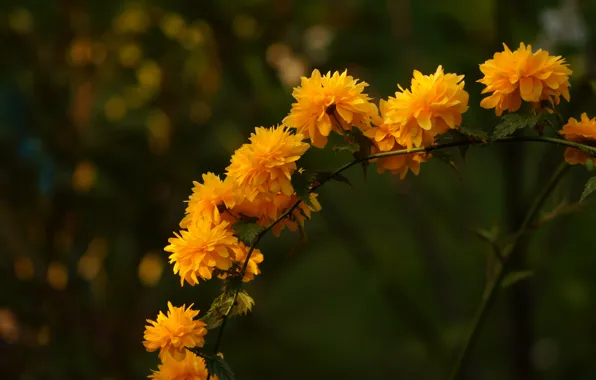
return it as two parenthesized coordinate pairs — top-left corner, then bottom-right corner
(447, 161), (569, 380)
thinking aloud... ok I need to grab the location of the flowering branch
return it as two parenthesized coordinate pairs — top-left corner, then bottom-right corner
(209, 135), (591, 371)
(143, 44), (596, 379)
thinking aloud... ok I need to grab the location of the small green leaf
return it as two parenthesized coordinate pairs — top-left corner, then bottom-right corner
(492, 113), (540, 140)
(232, 291), (255, 317)
(580, 176), (596, 203)
(232, 221), (263, 246)
(205, 355), (235, 380)
(290, 170), (315, 207)
(458, 126), (489, 142)
(432, 150), (459, 173)
(502, 270), (534, 289)
(314, 171), (351, 187)
(472, 226), (500, 244)
(348, 128), (374, 178)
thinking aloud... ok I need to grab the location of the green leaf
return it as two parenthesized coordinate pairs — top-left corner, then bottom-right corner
(502, 270), (534, 289)
(205, 355), (235, 380)
(472, 226), (500, 244)
(290, 170), (315, 207)
(580, 176), (596, 203)
(314, 171), (351, 187)
(232, 291), (254, 317)
(458, 126), (489, 142)
(232, 220), (263, 246)
(432, 150), (459, 173)
(491, 113), (539, 140)
(348, 128), (374, 178)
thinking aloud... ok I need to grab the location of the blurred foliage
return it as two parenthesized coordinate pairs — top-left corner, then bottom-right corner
(2, 0), (596, 379)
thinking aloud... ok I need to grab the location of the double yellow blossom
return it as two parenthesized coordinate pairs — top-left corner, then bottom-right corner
(143, 302), (206, 361)
(479, 42), (572, 115)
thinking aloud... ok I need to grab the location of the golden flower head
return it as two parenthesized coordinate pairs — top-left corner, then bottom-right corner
(283, 69), (379, 148)
(233, 192), (321, 237)
(272, 193), (321, 237)
(560, 113), (596, 165)
(149, 351), (213, 380)
(166, 218), (237, 286)
(143, 302), (207, 361)
(479, 42), (572, 116)
(364, 100), (430, 178)
(384, 65), (469, 150)
(226, 126), (309, 200)
(180, 173), (237, 229)
(218, 242), (264, 282)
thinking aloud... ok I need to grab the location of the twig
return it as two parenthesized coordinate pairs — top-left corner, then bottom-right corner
(447, 161), (569, 380)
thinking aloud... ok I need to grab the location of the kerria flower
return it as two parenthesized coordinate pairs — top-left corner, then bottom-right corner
(478, 42), (572, 116)
(233, 192), (321, 237)
(180, 173), (238, 229)
(143, 302), (206, 361)
(271, 193), (321, 236)
(283, 69), (378, 148)
(384, 65), (469, 150)
(218, 243), (264, 282)
(364, 100), (430, 178)
(166, 218), (237, 286)
(226, 126), (309, 200)
(560, 113), (596, 165)
(149, 352), (213, 380)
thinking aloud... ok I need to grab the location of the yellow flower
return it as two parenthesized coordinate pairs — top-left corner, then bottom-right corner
(231, 243), (264, 282)
(143, 302), (207, 361)
(226, 126), (309, 200)
(479, 42), (572, 116)
(560, 113), (596, 165)
(180, 173), (238, 229)
(234, 192), (321, 237)
(283, 69), (378, 148)
(364, 100), (430, 178)
(384, 66), (469, 150)
(149, 352), (213, 380)
(166, 219), (237, 286)
(271, 193), (321, 236)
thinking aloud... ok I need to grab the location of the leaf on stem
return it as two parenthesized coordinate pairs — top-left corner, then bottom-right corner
(205, 355), (235, 380)
(291, 170), (315, 208)
(432, 150), (459, 173)
(472, 226), (500, 244)
(348, 128), (374, 178)
(580, 176), (596, 203)
(491, 113), (539, 140)
(232, 219), (263, 246)
(232, 291), (254, 317)
(458, 126), (489, 142)
(501, 270), (534, 289)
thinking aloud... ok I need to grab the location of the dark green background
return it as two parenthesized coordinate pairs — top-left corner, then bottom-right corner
(2, 0), (596, 379)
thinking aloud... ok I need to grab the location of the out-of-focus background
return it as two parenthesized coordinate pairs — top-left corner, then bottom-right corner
(1, 0), (596, 379)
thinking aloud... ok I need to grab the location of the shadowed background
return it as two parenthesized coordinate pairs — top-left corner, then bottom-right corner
(1, 0), (596, 379)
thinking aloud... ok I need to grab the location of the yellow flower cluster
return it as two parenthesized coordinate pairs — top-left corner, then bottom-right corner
(145, 42), (588, 378)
